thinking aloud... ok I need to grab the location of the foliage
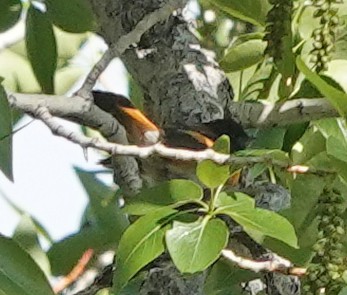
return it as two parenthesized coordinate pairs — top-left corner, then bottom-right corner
(2, 0), (347, 295)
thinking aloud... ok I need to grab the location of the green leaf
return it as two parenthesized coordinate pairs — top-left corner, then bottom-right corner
(216, 193), (298, 248)
(0, 0), (22, 32)
(296, 57), (347, 117)
(339, 286), (347, 295)
(166, 217), (228, 273)
(26, 5), (57, 94)
(209, 0), (270, 27)
(283, 123), (309, 152)
(197, 136), (231, 189)
(0, 235), (55, 295)
(49, 170), (128, 276)
(204, 259), (256, 295)
(124, 179), (203, 215)
(251, 127), (286, 149)
(329, 157), (347, 185)
(13, 215), (51, 275)
(75, 168), (129, 231)
(120, 272), (147, 295)
(291, 126), (326, 164)
(327, 136), (347, 163)
(48, 225), (118, 275)
(196, 160), (230, 189)
(220, 39), (266, 72)
(0, 85), (12, 180)
(315, 118), (347, 141)
(240, 62), (276, 101)
(113, 208), (177, 293)
(46, 0), (95, 33)
(213, 135), (230, 154)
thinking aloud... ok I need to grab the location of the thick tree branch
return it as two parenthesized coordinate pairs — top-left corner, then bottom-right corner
(8, 92), (340, 130)
(77, 0), (188, 97)
(8, 92), (335, 178)
(231, 98), (338, 128)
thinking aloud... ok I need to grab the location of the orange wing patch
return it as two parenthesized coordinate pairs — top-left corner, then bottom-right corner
(183, 130), (215, 148)
(121, 107), (159, 132)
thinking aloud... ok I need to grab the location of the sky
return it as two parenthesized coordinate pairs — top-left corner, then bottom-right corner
(0, 36), (128, 241)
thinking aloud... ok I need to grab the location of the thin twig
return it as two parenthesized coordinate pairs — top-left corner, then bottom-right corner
(32, 106), (335, 177)
(221, 249), (307, 276)
(0, 119), (35, 142)
(53, 249), (94, 294)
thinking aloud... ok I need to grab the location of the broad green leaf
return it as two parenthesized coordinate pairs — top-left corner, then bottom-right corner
(196, 137), (231, 189)
(0, 50), (40, 93)
(315, 118), (347, 142)
(75, 168), (128, 231)
(0, 0), (22, 32)
(294, 75), (344, 99)
(0, 235), (55, 295)
(283, 123), (309, 152)
(48, 225), (119, 275)
(339, 286), (347, 295)
(13, 215), (51, 275)
(124, 179), (203, 215)
(291, 127), (326, 164)
(46, 0), (95, 33)
(296, 57), (347, 117)
(283, 175), (326, 233)
(215, 193), (298, 248)
(307, 151), (335, 172)
(240, 63), (276, 101)
(49, 170), (128, 276)
(251, 127), (286, 149)
(26, 5), (57, 94)
(220, 39), (266, 72)
(327, 136), (347, 163)
(329, 156), (347, 185)
(196, 160), (230, 189)
(213, 135), (230, 154)
(113, 208), (177, 293)
(209, 0), (270, 27)
(204, 259), (256, 295)
(0, 84), (12, 180)
(120, 272), (147, 295)
(227, 64), (257, 101)
(166, 217), (228, 273)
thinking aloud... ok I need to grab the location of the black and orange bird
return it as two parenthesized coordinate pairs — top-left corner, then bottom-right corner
(92, 90), (249, 184)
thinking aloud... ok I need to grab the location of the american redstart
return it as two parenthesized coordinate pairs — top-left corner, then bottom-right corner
(92, 90), (248, 150)
(92, 90), (249, 183)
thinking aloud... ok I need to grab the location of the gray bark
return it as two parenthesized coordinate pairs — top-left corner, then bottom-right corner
(89, 0), (235, 128)
(87, 1), (299, 294)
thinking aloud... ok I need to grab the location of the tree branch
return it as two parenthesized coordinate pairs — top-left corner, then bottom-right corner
(8, 91), (339, 131)
(221, 249), (306, 276)
(9, 92), (335, 177)
(77, 0), (188, 98)
(230, 98), (338, 128)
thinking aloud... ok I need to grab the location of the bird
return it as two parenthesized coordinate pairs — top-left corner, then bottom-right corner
(92, 90), (249, 185)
